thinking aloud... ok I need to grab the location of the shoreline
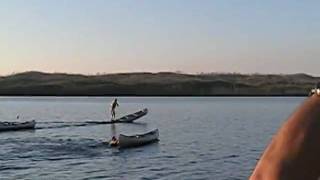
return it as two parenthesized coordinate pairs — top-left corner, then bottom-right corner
(0, 94), (308, 97)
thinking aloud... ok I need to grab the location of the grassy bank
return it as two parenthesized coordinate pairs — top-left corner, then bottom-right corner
(0, 71), (317, 96)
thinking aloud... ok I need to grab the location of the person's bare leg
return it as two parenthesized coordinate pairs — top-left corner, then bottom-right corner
(250, 95), (320, 180)
(111, 109), (115, 120)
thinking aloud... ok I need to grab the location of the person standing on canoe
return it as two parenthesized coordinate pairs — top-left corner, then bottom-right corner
(110, 98), (119, 121)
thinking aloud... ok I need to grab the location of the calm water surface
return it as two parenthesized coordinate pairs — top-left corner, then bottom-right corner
(0, 97), (304, 180)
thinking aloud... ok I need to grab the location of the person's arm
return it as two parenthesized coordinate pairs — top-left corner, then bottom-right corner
(250, 94), (320, 180)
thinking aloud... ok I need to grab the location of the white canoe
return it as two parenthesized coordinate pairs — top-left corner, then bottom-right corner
(118, 129), (159, 148)
(114, 108), (148, 123)
(87, 108), (148, 124)
(0, 120), (36, 132)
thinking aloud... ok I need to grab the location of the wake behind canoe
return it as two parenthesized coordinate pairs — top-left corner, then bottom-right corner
(86, 108), (148, 124)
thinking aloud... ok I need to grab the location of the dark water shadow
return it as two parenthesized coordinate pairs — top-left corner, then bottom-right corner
(36, 121), (148, 130)
(0, 129), (36, 134)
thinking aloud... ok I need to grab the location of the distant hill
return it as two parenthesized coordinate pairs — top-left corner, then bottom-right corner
(0, 71), (318, 96)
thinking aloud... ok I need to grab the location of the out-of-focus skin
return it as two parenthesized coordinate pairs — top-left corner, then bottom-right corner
(250, 94), (320, 180)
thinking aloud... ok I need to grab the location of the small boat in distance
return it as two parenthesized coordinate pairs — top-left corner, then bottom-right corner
(118, 129), (159, 148)
(87, 108), (148, 124)
(0, 120), (36, 132)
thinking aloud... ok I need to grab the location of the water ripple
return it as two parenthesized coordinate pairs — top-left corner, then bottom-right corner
(0, 97), (303, 179)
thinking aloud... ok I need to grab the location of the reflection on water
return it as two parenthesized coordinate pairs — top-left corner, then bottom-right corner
(111, 124), (117, 138)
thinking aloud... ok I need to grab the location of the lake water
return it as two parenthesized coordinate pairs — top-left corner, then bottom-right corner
(0, 97), (304, 180)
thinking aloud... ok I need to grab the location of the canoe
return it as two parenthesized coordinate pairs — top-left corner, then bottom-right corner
(0, 120), (36, 132)
(118, 129), (159, 148)
(86, 108), (148, 124)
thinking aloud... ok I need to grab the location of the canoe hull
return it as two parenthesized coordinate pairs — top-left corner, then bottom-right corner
(0, 120), (36, 132)
(119, 129), (159, 148)
(115, 108), (148, 123)
(87, 108), (148, 124)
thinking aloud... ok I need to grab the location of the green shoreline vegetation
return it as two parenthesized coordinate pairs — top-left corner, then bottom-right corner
(0, 71), (317, 96)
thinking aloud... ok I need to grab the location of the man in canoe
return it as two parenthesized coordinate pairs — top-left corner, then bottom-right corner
(109, 136), (119, 147)
(110, 98), (119, 121)
(250, 87), (320, 180)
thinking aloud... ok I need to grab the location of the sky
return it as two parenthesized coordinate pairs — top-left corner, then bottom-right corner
(0, 0), (319, 75)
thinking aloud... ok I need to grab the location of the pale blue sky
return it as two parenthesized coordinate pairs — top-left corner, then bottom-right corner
(0, 0), (319, 75)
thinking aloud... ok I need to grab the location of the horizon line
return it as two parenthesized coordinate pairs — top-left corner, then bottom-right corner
(0, 70), (317, 77)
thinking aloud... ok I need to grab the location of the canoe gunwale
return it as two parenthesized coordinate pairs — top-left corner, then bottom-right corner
(86, 108), (148, 124)
(118, 129), (159, 148)
(0, 120), (36, 132)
